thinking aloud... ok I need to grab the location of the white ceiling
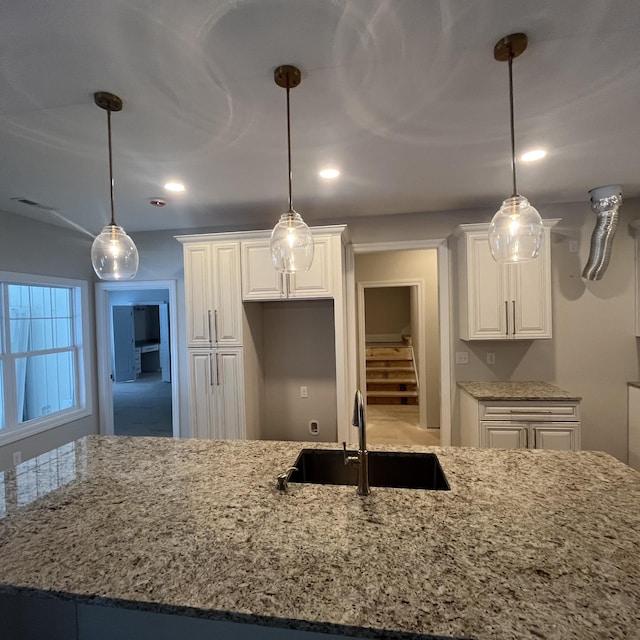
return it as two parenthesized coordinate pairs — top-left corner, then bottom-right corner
(2, 0), (640, 235)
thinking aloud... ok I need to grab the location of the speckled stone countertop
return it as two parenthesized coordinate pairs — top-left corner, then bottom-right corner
(458, 381), (581, 401)
(1, 436), (638, 640)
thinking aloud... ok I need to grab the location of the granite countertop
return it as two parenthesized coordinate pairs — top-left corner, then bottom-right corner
(1, 436), (639, 640)
(457, 381), (581, 401)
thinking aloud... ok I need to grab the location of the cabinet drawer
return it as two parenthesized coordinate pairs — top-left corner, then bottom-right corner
(480, 401), (579, 422)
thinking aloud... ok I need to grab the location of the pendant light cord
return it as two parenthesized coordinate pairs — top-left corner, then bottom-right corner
(508, 52), (518, 198)
(107, 109), (116, 226)
(286, 78), (294, 213)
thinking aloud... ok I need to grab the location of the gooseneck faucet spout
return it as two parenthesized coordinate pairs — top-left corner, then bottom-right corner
(350, 390), (370, 496)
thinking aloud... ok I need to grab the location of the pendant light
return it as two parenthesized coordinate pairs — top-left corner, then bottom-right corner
(269, 65), (314, 274)
(90, 91), (139, 280)
(488, 33), (543, 263)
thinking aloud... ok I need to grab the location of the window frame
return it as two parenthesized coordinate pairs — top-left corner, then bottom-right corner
(0, 271), (92, 445)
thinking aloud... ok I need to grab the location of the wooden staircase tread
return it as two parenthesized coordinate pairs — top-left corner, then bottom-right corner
(366, 355), (413, 361)
(366, 390), (419, 397)
(367, 367), (413, 373)
(365, 349), (411, 358)
(367, 378), (417, 384)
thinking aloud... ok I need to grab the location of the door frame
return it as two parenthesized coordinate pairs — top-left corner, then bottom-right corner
(357, 281), (428, 428)
(346, 239), (451, 446)
(95, 280), (180, 437)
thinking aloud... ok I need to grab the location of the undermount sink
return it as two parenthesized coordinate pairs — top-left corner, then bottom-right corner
(288, 449), (450, 491)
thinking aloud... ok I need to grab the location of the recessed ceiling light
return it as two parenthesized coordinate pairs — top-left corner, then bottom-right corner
(520, 149), (547, 162)
(164, 181), (185, 192)
(319, 168), (340, 180)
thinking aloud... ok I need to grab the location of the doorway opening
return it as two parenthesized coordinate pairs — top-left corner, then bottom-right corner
(347, 241), (451, 447)
(95, 281), (179, 438)
(358, 282), (439, 446)
(112, 304), (172, 436)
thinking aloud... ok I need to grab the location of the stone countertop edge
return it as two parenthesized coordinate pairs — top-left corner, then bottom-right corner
(1, 436), (639, 640)
(0, 586), (457, 640)
(457, 380), (582, 401)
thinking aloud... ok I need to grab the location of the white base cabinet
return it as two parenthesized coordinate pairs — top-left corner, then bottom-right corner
(188, 349), (246, 440)
(461, 392), (581, 451)
(481, 421), (580, 450)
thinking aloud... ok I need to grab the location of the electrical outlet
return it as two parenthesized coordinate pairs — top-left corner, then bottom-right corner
(309, 420), (319, 435)
(487, 352), (496, 365)
(455, 351), (469, 365)
(12, 451), (22, 466)
(569, 239), (579, 253)
(300, 386), (308, 398)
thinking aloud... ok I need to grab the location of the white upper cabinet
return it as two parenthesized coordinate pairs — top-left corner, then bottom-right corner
(181, 241), (242, 348)
(241, 241), (282, 299)
(241, 233), (335, 301)
(455, 221), (558, 340)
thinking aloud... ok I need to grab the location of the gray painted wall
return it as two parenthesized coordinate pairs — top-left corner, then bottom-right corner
(261, 300), (337, 442)
(364, 287), (411, 336)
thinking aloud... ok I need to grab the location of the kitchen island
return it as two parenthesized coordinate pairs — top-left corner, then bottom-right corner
(0, 436), (639, 639)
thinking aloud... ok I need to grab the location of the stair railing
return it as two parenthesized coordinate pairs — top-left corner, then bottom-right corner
(409, 344), (419, 393)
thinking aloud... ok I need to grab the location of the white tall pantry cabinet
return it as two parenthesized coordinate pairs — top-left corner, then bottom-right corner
(180, 241), (245, 439)
(178, 226), (349, 442)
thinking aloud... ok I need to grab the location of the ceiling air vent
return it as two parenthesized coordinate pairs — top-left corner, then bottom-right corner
(11, 197), (55, 211)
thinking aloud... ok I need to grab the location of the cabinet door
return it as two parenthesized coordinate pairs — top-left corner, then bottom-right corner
(460, 232), (509, 339)
(242, 237), (334, 300)
(289, 235), (333, 299)
(241, 241), (283, 300)
(510, 226), (552, 338)
(184, 244), (213, 347)
(212, 243), (242, 345)
(481, 422), (528, 448)
(188, 350), (215, 438)
(532, 423), (579, 451)
(214, 348), (246, 440)
(457, 224), (554, 340)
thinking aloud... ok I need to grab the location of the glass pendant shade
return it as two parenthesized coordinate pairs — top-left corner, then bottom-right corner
(91, 224), (139, 280)
(270, 211), (314, 273)
(488, 195), (543, 263)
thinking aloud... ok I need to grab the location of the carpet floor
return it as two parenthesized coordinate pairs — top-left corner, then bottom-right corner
(113, 372), (173, 437)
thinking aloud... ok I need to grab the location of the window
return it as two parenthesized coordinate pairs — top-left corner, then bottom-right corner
(0, 273), (91, 444)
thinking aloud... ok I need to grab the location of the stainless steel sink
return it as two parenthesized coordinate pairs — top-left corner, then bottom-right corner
(288, 448), (450, 491)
